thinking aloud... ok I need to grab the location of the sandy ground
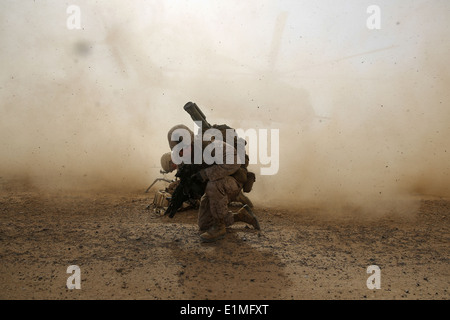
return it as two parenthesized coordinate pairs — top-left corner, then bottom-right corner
(0, 177), (448, 300)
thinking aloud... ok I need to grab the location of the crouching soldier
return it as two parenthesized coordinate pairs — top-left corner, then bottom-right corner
(168, 124), (260, 242)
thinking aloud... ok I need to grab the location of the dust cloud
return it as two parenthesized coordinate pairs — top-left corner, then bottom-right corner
(1, 1), (449, 216)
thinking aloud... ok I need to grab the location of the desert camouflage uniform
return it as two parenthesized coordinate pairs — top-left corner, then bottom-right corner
(166, 124), (259, 241)
(197, 140), (242, 231)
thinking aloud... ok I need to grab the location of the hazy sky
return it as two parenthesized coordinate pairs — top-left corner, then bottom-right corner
(1, 1), (449, 211)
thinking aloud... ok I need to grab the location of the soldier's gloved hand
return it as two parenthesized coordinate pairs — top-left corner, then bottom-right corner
(191, 170), (208, 183)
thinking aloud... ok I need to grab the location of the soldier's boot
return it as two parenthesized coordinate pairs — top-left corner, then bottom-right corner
(200, 223), (226, 242)
(235, 191), (254, 208)
(233, 205), (260, 230)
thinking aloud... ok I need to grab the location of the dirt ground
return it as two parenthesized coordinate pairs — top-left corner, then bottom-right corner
(0, 177), (448, 300)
